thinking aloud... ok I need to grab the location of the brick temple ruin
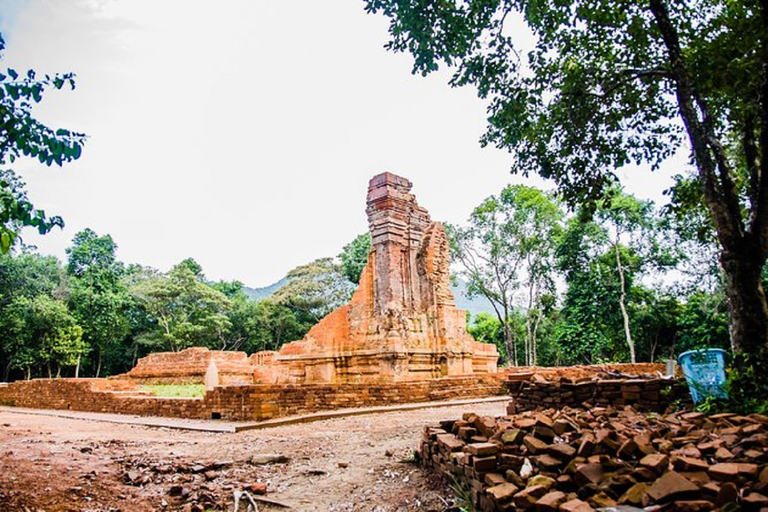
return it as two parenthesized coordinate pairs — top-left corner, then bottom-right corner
(258, 172), (498, 383)
(126, 172), (498, 385)
(0, 172), (679, 423)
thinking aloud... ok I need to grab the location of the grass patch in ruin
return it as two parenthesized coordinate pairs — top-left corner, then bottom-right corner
(140, 384), (206, 398)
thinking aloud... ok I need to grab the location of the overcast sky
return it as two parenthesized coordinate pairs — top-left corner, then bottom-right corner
(0, 0), (685, 287)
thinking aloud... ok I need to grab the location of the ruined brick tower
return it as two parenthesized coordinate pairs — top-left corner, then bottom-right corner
(261, 172), (499, 383)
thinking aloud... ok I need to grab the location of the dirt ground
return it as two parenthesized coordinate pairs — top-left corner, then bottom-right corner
(0, 401), (505, 512)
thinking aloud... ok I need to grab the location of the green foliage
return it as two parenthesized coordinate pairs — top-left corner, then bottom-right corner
(129, 260), (232, 352)
(676, 291), (730, 353)
(66, 229), (130, 377)
(724, 353), (768, 415)
(271, 257), (354, 325)
(0, 294), (85, 379)
(365, 0), (768, 357)
(450, 184), (563, 366)
(0, 170), (63, 253)
(0, 33), (85, 253)
(339, 233), (371, 284)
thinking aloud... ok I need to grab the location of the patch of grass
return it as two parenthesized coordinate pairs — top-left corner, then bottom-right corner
(140, 384), (206, 398)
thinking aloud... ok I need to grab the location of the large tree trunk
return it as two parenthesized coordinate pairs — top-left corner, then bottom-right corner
(650, 0), (768, 356)
(721, 249), (768, 355)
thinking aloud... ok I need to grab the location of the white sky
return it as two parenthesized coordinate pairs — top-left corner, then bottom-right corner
(0, 0), (686, 287)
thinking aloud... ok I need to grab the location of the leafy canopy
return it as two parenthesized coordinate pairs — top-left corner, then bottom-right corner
(0, 33), (86, 252)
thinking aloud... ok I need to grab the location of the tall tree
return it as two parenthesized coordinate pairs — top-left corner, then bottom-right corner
(449, 184), (562, 365)
(129, 260), (232, 352)
(1, 294), (85, 380)
(271, 258), (355, 325)
(66, 229), (130, 377)
(364, 0), (768, 358)
(593, 189), (673, 361)
(0, 33), (85, 252)
(0, 250), (67, 380)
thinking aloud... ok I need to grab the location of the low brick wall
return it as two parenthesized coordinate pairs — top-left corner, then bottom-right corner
(507, 377), (690, 413)
(0, 375), (507, 421)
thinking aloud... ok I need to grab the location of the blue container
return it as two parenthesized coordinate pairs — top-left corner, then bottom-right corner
(677, 348), (728, 404)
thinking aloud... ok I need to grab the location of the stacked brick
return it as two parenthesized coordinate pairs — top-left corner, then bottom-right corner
(420, 406), (768, 511)
(504, 363), (666, 382)
(0, 374), (507, 421)
(508, 378), (690, 413)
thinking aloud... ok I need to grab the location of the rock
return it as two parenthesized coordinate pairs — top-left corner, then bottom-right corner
(475, 416), (498, 438)
(738, 462), (759, 477)
(248, 454), (290, 465)
(673, 456), (709, 472)
(487, 482), (520, 502)
(619, 483), (649, 506)
(578, 435), (596, 457)
(713, 447), (733, 461)
(337, 461), (349, 468)
(548, 443), (577, 460)
(536, 454), (564, 471)
(587, 491), (617, 508)
(617, 439), (638, 459)
(646, 471), (699, 503)
(203, 470), (217, 481)
(474, 455), (498, 472)
(536, 491), (567, 512)
(742, 491), (768, 508)
(528, 475), (557, 491)
(640, 453), (669, 474)
(573, 463), (604, 487)
(707, 463), (740, 482)
(246, 483), (267, 495)
(525, 435), (550, 454)
(515, 485), (549, 509)
(558, 498), (594, 512)
(466, 442), (499, 457)
(714, 481), (738, 507)
(534, 425), (556, 443)
(485, 473), (507, 486)
(502, 428), (526, 445)
(553, 419), (575, 436)
(679, 471), (710, 486)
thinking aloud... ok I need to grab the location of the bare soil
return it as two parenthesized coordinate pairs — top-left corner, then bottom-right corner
(0, 401), (504, 512)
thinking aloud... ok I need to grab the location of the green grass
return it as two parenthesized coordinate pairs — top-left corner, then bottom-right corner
(140, 384), (206, 398)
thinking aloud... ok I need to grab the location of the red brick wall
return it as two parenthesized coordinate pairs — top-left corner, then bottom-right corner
(0, 375), (507, 421)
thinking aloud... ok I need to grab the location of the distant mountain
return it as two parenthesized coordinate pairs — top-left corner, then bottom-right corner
(243, 276), (495, 319)
(243, 278), (287, 301)
(451, 279), (496, 319)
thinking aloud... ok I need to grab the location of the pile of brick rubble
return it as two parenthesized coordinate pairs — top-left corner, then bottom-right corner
(420, 405), (768, 511)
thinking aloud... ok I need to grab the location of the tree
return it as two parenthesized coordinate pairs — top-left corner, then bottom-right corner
(0, 294), (85, 379)
(0, 250), (67, 380)
(66, 229), (130, 377)
(0, 33), (85, 252)
(364, 0), (768, 358)
(339, 233), (371, 284)
(449, 185), (562, 365)
(593, 189), (675, 362)
(271, 258), (355, 325)
(129, 260), (232, 352)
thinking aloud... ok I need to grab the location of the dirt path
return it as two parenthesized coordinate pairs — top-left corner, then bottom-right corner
(0, 400), (505, 512)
